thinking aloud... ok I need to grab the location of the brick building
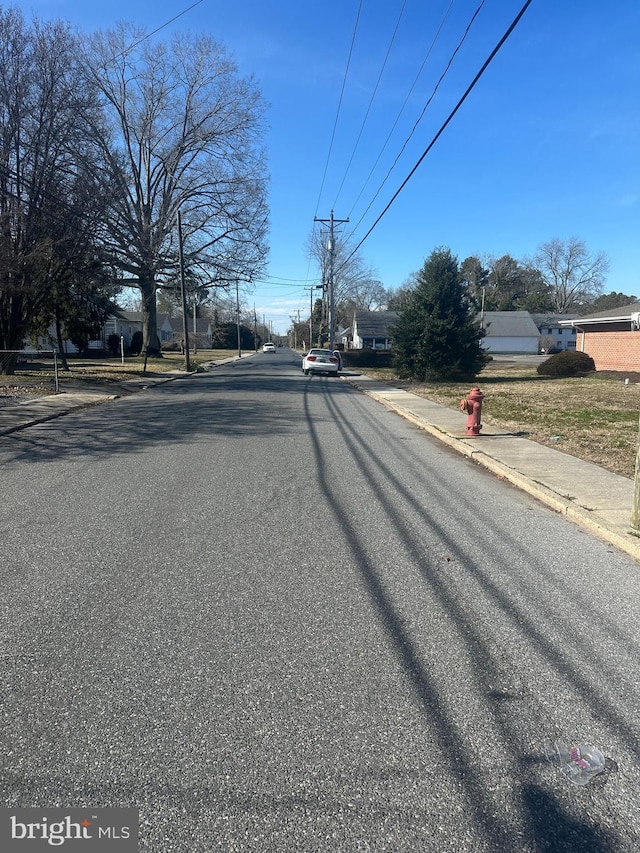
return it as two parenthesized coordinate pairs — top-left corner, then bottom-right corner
(560, 302), (640, 371)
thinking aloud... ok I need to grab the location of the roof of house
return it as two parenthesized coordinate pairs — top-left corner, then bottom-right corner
(353, 310), (398, 337)
(111, 311), (177, 330)
(117, 310), (143, 322)
(559, 301), (640, 326)
(481, 311), (540, 338)
(168, 316), (212, 334)
(531, 313), (580, 329)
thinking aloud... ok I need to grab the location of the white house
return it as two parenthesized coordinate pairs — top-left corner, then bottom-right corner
(24, 311), (178, 355)
(352, 310), (398, 349)
(103, 311), (175, 349)
(480, 311), (540, 353)
(531, 313), (578, 352)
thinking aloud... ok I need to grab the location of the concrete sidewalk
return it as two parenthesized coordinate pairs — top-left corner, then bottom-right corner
(342, 372), (640, 564)
(0, 355), (242, 436)
(0, 369), (185, 436)
(1, 366), (639, 563)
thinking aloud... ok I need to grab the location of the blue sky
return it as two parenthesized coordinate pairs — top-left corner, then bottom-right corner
(24, 0), (640, 333)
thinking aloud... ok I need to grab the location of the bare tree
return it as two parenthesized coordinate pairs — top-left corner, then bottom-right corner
(0, 10), (109, 373)
(82, 25), (269, 354)
(307, 228), (383, 331)
(534, 237), (609, 313)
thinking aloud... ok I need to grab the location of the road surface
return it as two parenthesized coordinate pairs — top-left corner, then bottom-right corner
(1, 348), (639, 851)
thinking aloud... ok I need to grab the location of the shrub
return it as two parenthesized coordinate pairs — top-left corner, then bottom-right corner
(107, 333), (121, 356)
(537, 350), (595, 377)
(130, 331), (143, 356)
(342, 349), (393, 369)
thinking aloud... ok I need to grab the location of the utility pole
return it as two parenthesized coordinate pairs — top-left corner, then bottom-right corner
(177, 209), (190, 372)
(304, 284), (323, 354)
(235, 278), (241, 358)
(253, 304), (258, 351)
(193, 302), (197, 354)
(314, 210), (348, 350)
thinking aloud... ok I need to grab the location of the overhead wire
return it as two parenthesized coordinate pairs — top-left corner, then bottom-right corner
(313, 0), (364, 220)
(116, 0), (207, 56)
(253, 276), (319, 286)
(331, 0), (409, 210)
(344, 0), (455, 222)
(337, 0), (533, 275)
(346, 0), (485, 242)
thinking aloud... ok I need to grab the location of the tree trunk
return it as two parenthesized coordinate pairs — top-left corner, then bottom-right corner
(0, 351), (17, 376)
(0, 293), (28, 376)
(54, 311), (70, 371)
(140, 279), (161, 357)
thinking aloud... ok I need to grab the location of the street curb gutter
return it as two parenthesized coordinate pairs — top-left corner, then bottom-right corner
(346, 380), (640, 564)
(1, 395), (120, 437)
(0, 354), (253, 438)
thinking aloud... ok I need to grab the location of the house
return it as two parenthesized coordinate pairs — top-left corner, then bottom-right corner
(352, 310), (398, 349)
(338, 326), (352, 349)
(531, 313), (579, 352)
(560, 301), (640, 371)
(480, 311), (540, 354)
(103, 311), (176, 349)
(24, 310), (181, 356)
(178, 316), (213, 349)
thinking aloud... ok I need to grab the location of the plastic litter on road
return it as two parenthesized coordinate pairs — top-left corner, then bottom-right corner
(544, 739), (606, 786)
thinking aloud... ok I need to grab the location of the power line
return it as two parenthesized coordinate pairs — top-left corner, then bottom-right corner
(332, 0), (409, 210)
(344, 0), (455, 222)
(313, 0), (363, 219)
(346, 0), (485, 242)
(338, 0), (534, 274)
(253, 276), (320, 286)
(118, 0), (207, 57)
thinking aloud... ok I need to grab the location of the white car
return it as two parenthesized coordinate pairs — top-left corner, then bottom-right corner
(263, 342), (276, 353)
(302, 348), (340, 376)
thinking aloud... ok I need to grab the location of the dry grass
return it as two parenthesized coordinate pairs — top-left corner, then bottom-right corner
(2, 349), (237, 384)
(364, 360), (640, 479)
(0, 350), (240, 397)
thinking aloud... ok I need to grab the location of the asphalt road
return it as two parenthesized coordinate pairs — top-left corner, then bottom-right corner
(1, 348), (640, 851)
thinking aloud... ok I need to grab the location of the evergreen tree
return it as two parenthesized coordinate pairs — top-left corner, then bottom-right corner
(392, 247), (484, 381)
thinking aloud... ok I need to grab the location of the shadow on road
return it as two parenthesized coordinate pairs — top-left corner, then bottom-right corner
(0, 369), (337, 466)
(304, 380), (635, 851)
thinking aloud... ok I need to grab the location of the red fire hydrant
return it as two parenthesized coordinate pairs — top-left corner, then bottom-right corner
(460, 386), (484, 437)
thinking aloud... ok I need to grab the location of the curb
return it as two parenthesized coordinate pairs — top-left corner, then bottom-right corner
(0, 395), (120, 436)
(343, 376), (640, 563)
(0, 355), (249, 437)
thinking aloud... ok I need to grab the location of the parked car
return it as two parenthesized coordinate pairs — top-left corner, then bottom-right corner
(302, 348), (340, 375)
(263, 342), (276, 353)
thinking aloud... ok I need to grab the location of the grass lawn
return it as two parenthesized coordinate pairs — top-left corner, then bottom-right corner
(0, 349), (245, 392)
(362, 359), (640, 479)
